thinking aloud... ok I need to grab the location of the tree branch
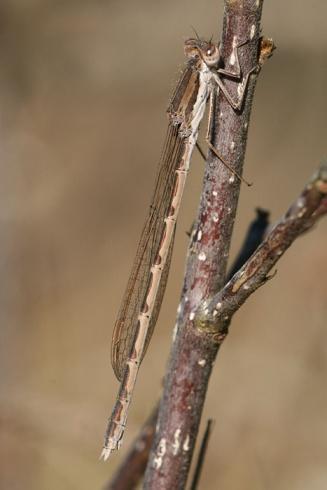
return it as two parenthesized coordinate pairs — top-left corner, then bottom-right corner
(144, 1), (271, 488)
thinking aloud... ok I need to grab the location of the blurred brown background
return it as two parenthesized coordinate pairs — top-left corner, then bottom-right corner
(0, 1), (326, 489)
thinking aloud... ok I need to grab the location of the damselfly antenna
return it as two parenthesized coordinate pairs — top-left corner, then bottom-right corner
(191, 25), (201, 41)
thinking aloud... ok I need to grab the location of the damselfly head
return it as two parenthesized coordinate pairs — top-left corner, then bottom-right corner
(184, 38), (220, 67)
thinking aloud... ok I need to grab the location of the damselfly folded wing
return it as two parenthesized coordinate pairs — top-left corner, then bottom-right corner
(111, 61), (200, 381)
(111, 125), (184, 381)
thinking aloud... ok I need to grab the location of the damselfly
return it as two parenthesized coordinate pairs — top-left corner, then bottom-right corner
(101, 36), (256, 460)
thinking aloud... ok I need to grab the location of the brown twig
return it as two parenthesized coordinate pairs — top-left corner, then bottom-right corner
(104, 406), (158, 490)
(144, 1), (271, 488)
(196, 162), (327, 334)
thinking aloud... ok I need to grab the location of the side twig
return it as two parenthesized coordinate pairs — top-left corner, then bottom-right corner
(196, 162), (327, 334)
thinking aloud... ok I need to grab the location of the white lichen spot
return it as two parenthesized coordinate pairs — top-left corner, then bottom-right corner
(204, 308), (209, 315)
(177, 303), (182, 314)
(243, 283), (250, 290)
(213, 309), (218, 317)
(187, 405), (192, 411)
(277, 249), (283, 256)
(212, 190), (218, 197)
(219, 111), (224, 118)
(189, 311), (195, 321)
(297, 197), (306, 208)
(172, 322), (178, 342)
(224, 315), (229, 321)
(135, 440), (146, 452)
(172, 429), (181, 456)
(183, 435), (191, 451)
(229, 175), (235, 184)
(230, 141), (235, 150)
(227, 207), (231, 214)
(244, 121), (248, 130)
(198, 359), (206, 367)
(153, 438), (166, 469)
(212, 213), (219, 223)
(216, 302), (222, 309)
(230, 36), (237, 65)
(185, 296), (189, 303)
(197, 229), (202, 241)
(198, 252), (207, 261)
(250, 24), (256, 40)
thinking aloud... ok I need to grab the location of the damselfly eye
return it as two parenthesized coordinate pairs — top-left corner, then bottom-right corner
(184, 39), (220, 66)
(203, 44), (220, 66)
